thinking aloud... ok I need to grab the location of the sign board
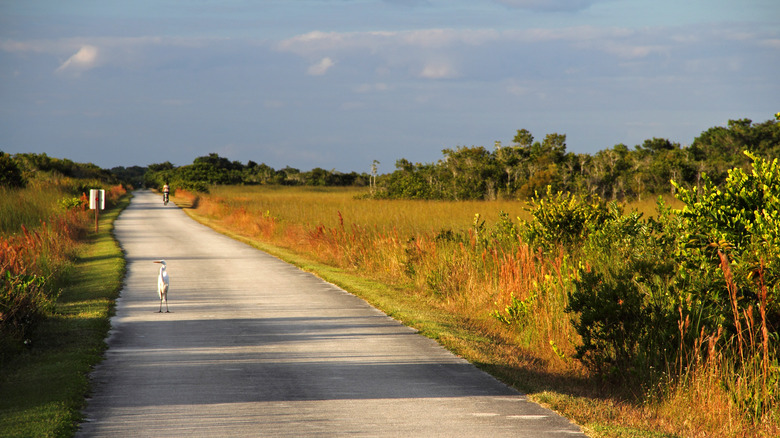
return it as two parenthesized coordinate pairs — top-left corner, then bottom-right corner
(89, 189), (105, 210)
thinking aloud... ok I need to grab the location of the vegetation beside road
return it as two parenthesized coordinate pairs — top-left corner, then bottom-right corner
(173, 162), (779, 437)
(0, 154), (129, 437)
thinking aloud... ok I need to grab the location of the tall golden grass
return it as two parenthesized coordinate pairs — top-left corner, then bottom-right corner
(0, 180), (126, 353)
(174, 185), (776, 437)
(177, 186), (576, 366)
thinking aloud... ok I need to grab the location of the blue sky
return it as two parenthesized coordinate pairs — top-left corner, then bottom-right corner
(1, 0), (778, 173)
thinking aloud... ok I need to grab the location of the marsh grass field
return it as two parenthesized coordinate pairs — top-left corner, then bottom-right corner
(169, 185), (780, 438)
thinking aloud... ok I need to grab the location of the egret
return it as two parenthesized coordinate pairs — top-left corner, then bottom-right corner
(153, 260), (170, 313)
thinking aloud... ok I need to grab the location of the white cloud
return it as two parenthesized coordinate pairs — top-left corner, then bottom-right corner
(420, 61), (457, 79)
(55, 45), (99, 74)
(506, 83), (530, 96)
(401, 29), (500, 48)
(276, 26), (663, 64)
(307, 57), (335, 75)
(278, 29), (499, 56)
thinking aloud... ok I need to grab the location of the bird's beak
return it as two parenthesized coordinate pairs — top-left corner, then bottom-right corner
(153, 261), (161, 264)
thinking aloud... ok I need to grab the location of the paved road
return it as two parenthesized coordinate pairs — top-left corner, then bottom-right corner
(77, 190), (585, 437)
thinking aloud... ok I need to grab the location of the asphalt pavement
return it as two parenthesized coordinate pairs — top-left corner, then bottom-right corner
(77, 190), (585, 437)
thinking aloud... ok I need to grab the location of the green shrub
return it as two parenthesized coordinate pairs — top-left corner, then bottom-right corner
(566, 151), (780, 400)
(0, 273), (51, 357)
(491, 292), (536, 327)
(0, 151), (26, 188)
(567, 269), (649, 375)
(58, 197), (83, 210)
(565, 204), (677, 378)
(520, 186), (610, 250)
(673, 151), (780, 337)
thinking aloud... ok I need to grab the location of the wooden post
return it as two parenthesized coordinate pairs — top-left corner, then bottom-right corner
(95, 193), (99, 232)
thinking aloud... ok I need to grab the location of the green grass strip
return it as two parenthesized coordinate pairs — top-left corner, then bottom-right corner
(0, 195), (130, 438)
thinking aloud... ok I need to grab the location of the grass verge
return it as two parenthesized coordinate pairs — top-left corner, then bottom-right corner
(0, 194), (130, 438)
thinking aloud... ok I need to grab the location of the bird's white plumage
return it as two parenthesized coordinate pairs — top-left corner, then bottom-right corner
(154, 260), (170, 312)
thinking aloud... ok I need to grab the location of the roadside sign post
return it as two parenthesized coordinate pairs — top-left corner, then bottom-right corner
(89, 189), (105, 232)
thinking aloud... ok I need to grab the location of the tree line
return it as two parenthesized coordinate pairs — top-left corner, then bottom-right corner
(0, 151), (118, 189)
(141, 153), (371, 193)
(4, 116), (778, 200)
(377, 117), (780, 201)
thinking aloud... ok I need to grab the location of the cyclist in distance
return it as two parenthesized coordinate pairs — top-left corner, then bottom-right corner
(162, 183), (170, 205)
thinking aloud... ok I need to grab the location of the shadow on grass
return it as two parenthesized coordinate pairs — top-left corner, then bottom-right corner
(475, 357), (659, 414)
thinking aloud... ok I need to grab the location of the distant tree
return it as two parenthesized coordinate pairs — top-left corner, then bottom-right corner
(370, 160), (379, 194)
(538, 133), (567, 163)
(193, 153), (242, 171)
(379, 159), (440, 199)
(513, 128), (534, 148)
(690, 118), (780, 185)
(639, 137), (676, 154)
(12, 152), (115, 182)
(494, 141), (527, 197)
(110, 165), (147, 187)
(281, 166), (303, 185)
(0, 151), (26, 188)
(244, 162), (276, 184)
(148, 161), (175, 172)
(441, 146), (496, 200)
(305, 167), (330, 186)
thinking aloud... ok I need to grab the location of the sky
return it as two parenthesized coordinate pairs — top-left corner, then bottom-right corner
(1, 1), (778, 174)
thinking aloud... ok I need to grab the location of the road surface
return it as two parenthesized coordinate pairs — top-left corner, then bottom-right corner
(77, 190), (585, 437)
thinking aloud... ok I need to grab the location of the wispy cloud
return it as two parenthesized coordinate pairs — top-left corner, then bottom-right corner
(308, 57), (335, 75)
(55, 45), (99, 74)
(278, 29), (500, 55)
(419, 60), (457, 79)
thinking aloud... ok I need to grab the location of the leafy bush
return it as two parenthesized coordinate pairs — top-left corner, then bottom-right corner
(671, 152), (780, 338)
(567, 269), (649, 374)
(491, 292), (536, 327)
(0, 151), (26, 188)
(58, 197), (84, 210)
(566, 151), (780, 404)
(565, 204), (678, 379)
(520, 186), (610, 250)
(0, 273), (51, 354)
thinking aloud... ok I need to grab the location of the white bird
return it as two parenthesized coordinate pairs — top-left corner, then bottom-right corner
(153, 260), (170, 313)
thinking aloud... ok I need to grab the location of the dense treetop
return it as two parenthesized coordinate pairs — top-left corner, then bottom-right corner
(377, 117), (780, 201)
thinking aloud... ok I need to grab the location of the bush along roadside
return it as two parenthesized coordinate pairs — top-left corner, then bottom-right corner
(559, 152), (779, 434)
(0, 188), (130, 437)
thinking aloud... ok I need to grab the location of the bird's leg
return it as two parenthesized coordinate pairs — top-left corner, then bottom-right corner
(158, 299), (163, 313)
(165, 300), (170, 313)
